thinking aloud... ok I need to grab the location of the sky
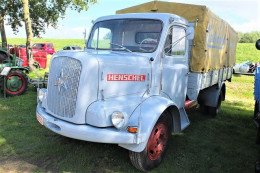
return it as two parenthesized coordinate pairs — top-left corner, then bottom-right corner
(5, 0), (260, 39)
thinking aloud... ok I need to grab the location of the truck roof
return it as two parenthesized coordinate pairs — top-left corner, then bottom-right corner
(94, 13), (189, 26)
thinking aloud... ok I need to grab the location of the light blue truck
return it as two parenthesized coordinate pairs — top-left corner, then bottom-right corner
(36, 2), (238, 171)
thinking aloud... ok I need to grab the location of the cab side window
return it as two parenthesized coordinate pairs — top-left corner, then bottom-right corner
(164, 26), (186, 56)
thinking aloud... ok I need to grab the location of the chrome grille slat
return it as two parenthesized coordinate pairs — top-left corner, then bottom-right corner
(47, 57), (82, 118)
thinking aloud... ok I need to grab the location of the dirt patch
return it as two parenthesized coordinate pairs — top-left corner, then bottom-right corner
(0, 159), (37, 173)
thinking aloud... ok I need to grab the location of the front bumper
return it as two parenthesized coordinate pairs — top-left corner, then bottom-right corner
(36, 103), (137, 144)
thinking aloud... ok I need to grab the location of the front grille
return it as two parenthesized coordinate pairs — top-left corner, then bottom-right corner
(47, 56), (82, 118)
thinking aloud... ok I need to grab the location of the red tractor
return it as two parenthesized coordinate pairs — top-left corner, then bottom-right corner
(0, 46), (29, 96)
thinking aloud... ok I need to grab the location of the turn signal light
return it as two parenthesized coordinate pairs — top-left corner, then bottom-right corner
(128, 127), (138, 133)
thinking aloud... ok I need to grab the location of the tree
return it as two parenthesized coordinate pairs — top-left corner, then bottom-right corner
(0, 1), (22, 49)
(0, 0), (97, 48)
(239, 31), (260, 43)
(21, 0), (34, 69)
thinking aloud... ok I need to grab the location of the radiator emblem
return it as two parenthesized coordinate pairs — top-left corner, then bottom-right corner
(54, 69), (69, 93)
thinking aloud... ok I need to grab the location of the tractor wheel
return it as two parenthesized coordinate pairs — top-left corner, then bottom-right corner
(5, 70), (28, 96)
(129, 111), (173, 172)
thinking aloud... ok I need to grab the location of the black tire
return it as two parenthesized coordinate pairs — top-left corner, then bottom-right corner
(208, 92), (222, 117)
(129, 111), (173, 172)
(5, 70), (29, 96)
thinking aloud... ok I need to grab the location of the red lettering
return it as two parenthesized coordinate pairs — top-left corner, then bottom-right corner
(107, 74), (146, 81)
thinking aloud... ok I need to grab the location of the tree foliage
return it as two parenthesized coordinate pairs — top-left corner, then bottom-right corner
(0, 0), (97, 45)
(238, 31), (260, 43)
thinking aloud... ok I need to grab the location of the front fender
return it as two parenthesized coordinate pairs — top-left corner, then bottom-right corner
(119, 95), (180, 152)
(11, 66), (29, 73)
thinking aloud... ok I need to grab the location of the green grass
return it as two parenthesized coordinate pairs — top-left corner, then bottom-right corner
(236, 43), (260, 63)
(0, 40), (260, 172)
(7, 38), (86, 52)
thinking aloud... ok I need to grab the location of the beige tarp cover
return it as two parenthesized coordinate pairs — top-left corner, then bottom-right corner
(117, 1), (238, 73)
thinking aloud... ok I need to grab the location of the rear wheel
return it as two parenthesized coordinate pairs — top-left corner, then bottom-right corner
(129, 111), (173, 172)
(208, 92), (222, 116)
(5, 70), (28, 96)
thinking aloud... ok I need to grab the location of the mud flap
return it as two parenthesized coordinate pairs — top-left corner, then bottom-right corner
(179, 108), (190, 131)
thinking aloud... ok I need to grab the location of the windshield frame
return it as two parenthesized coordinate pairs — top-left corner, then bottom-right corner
(86, 18), (163, 53)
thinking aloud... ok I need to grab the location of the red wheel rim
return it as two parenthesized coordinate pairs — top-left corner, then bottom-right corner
(6, 73), (26, 95)
(147, 122), (169, 160)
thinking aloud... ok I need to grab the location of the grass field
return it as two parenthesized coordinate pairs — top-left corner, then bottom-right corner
(7, 38), (85, 52)
(0, 41), (260, 172)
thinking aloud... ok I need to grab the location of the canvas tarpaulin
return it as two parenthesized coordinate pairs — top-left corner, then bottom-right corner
(116, 1), (238, 73)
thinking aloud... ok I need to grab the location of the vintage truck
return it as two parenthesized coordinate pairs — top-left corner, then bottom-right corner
(36, 1), (237, 171)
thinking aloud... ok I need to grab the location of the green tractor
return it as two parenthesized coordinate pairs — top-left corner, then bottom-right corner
(0, 46), (29, 96)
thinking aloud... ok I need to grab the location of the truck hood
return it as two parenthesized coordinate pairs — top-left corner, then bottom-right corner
(45, 51), (151, 125)
(89, 50), (151, 99)
(85, 50), (152, 127)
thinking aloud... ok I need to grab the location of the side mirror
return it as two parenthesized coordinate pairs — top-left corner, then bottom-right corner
(256, 39), (260, 50)
(186, 27), (195, 40)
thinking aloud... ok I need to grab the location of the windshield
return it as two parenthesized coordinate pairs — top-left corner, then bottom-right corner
(33, 44), (44, 48)
(87, 19), (163, 53)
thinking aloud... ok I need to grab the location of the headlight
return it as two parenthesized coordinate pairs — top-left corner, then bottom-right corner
(111, 111), (128, 130)
(38, 88), (46, 103)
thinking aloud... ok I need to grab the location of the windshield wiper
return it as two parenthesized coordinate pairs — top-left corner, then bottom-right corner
(110, 43), (132, 53)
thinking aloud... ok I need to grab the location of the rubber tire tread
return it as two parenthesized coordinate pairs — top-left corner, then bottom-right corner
(129, 111), (173, 172)
(6, 70), (29, 96)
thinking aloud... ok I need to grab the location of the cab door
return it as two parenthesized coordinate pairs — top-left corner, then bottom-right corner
(161, 25), (189, 108)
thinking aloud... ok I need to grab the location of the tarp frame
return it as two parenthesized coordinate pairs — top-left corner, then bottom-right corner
(117, 1), (238, 73)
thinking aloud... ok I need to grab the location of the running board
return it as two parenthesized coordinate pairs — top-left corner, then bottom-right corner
(179, 108), (190, 131)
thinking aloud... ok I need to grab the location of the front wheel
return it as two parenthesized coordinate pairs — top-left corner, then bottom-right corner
(5, 70), (29, 96)
(129, 111), (173, 172)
